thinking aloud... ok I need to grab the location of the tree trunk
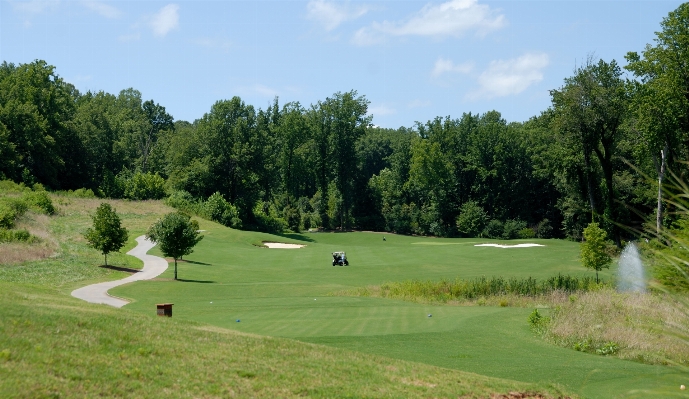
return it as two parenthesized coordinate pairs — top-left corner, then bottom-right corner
(174, 258), (178, 280)
(656, 143), (668, 235)
(104, 253), (108, 266)
(593, 145), (620, 247)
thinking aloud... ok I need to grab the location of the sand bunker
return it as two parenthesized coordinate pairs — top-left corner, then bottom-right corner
(474, 243), (545, 248)
(263, 242), (306, 249)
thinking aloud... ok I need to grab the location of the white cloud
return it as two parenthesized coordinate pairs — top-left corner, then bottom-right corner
(253, 84), (279, 98)
(431, 57), (473, 78)
(353, 0), (505, 46)
(469, 53), (549, 99)
(306, 0), (369, 31)
(11, 0), (59, 14)
(368, 104), (397, 117)
(150, 4), (179, 38)
(81, 1), (120, 19)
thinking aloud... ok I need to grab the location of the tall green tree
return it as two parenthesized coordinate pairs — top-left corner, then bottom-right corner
(146, 212), (203, 280)
(626, 3), (689, 233)
(84, 203), (129, 266)
(198, 97), (260, 220)
(551, 58), (627, 245)
(322, 91), (371, 229)
(0, 60), (83, 188)
(278, 101), (308, 205)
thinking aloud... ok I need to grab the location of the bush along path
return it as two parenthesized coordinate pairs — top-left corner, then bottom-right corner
(71, 235), (167, 307)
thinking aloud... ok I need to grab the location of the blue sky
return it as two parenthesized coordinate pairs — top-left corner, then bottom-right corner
(0, 0), (683, 127)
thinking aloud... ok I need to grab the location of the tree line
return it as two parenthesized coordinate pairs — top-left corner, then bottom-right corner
(2, 4), (689, 242)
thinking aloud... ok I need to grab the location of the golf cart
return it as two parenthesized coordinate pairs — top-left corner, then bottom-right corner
(332, 251), (349, 266)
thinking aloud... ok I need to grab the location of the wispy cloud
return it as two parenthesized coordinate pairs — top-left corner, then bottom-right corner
(81, 0), (120, 19)
(353, 0), (505, 46)
(469, 53), (549, 99)
(306, 0), (370, 31)
(11, 0), (59, 14)
(150, 4), (179, 38)
(431, 57), (473, 78)
(368, 104), (397, 117)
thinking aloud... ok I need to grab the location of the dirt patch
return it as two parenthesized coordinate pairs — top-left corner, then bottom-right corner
(262, 242), (305, 249)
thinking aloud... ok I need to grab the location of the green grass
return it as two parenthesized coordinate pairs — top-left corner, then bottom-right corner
(0, 282), (569, 398)
(110, 222), (689, 398)
(0, 198), (571, 398)
(4, 198), (688, 398)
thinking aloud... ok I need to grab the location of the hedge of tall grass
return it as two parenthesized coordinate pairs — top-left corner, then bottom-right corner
(348, 274), (610, 303)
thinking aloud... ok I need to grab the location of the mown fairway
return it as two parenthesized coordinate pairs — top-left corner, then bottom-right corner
(112, 222), (688, 399)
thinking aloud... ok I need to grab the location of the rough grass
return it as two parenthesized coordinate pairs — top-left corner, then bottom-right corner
(0, 282), (569, 399)
(335, 275), (610, 306)
(0, 196), (174, 288)
(544, 289), (689, 366)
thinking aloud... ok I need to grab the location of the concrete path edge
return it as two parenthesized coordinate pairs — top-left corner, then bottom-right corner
(71, 235), (168, 308)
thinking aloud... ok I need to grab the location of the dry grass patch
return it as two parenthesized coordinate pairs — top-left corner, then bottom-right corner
(0, 242), (55, 264)
(545, 289), (689, 365)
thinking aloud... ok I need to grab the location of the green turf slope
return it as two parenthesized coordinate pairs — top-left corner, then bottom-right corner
(112, 222), (687, 398)
(0, 282), (565, 399)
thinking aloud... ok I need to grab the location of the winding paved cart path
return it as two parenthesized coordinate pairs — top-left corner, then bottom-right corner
(71, 235), (167, 308)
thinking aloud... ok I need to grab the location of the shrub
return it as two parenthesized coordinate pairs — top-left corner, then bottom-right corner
(596, 342), (619, 356)
(503, 219), (527, 239)
(483, 219), (503, 239)
(253, 202), (286, 233)
(0, 180), (30, 193)
(57, 188), (97, 198)
(535, 219), (553, 238)
(518, 227), (536, 239)
(0, 198), (28, 229)
(284, 205), (301, 232)
(22, 191), (55, 215)
(0, 228), (34, 243)
(125, 172), (166, 200)
(455, 201), (488, 237)
(528, 309), (550, 333)
(203, 192), (241, 228)
(166, 190), (202, 215)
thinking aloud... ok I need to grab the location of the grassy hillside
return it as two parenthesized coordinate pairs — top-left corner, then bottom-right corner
(0, 197), (570, 399)
(110, 219), (688, 398)
(1, 282), (566, 399)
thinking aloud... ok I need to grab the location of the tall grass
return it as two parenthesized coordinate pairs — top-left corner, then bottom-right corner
(537, 166), (689, 367)
(341, 274), (609, 304)
(544, 288), (689, 365)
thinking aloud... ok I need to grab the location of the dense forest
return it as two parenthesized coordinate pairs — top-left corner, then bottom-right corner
(2, 4), (689, 243)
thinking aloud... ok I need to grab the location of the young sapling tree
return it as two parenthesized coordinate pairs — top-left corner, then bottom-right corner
(146, 212), (203, 280)
(84, 203), (129, 266)
(580, 222), (611, 283)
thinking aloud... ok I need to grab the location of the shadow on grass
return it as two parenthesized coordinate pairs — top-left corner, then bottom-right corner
(176, 278), (216, 284)
(184, 260), (212, 266)
(99, 265), (140, 273)
(273, 232), (316, 243)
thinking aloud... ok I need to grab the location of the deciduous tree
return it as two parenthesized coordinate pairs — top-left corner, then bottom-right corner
(84, 203), (129, 266)
(580, 222), (611, 283)
(146, 212), (203, 280)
